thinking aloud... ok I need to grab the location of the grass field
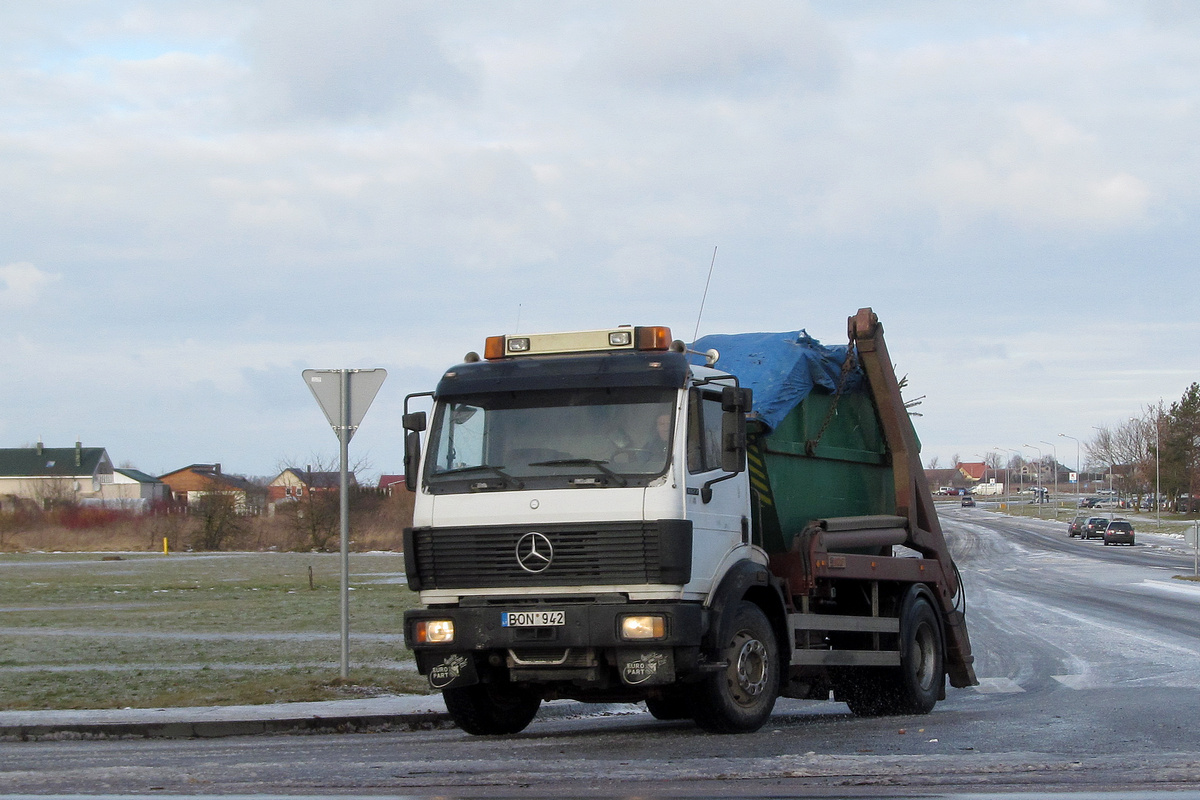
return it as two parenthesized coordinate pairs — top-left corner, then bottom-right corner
(0, 551), (428, 711)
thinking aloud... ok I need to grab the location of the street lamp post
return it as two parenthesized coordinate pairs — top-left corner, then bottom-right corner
(974, 452), (994, 501)
(1155, 413), (1162, 529)
(1059, 433), (1080, 504)
(996, 447), (1021, 510)
(1024, 444), (1043, 515)
(1092, 426), (1114, 504)
(1041, 440), (1059, 516)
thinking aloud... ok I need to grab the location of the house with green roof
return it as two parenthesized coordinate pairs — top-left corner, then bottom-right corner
(109, 468), (169, 509)
(0, 441), (115, 509)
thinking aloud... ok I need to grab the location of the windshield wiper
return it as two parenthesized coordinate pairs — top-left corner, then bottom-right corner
(528, 458), (628, 487)
(433, 464), (524, 490)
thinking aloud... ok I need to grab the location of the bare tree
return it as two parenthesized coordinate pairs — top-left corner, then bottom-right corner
(191, 489), (245, 551)
(274, 455), (368, 552)
(31, 477), (77, 511)
(1089, 419), (1148, 499)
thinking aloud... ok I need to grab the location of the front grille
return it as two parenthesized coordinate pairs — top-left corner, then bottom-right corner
(410, 521), (690, 589)
(508, 648), (596, 667)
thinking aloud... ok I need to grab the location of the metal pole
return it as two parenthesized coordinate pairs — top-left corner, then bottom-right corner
(974, 453), (991, 501)
(997, 446), (1018, 511)
(339, 369), (351, 680)
(1024, 444), (1043, 514)
(1060, 433), (1080, 505)
(1156, 415), (1162, 530)
(1041, 440), (1058, 515)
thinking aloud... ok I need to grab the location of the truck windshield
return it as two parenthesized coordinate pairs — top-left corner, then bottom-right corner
(423, 387), (676, 493)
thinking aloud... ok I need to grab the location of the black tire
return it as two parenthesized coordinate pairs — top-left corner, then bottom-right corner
(645, 689), (693, 721)
(443, 682), (541, 735)
(892, 597), (944, 714)
(693, 601), (780, 733)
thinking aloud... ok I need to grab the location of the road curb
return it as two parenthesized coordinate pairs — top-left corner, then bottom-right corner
(0, 698), (646, 741)
(0, 710), (455, 741)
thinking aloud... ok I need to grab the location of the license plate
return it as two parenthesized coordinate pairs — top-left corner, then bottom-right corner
(502, 610), (565, 627)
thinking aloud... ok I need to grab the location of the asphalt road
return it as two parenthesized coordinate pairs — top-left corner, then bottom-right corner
(3, 509), (1200, 797)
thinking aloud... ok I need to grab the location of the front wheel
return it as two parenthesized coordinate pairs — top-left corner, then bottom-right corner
(443, 682), (541, 735)
(645, 689), (693, 721)
(693, 601), (780, 733)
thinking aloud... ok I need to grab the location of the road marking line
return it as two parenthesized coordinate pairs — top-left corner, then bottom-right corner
(973, 677), (1025, 693)
(1052, 674), (1092, 689)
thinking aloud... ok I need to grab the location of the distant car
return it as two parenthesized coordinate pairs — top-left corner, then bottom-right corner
(1082, 516), (1110, 540)
(1067, 514), (1089, 537)
(1102, 520), (1135, 546)
(961, 496), (975, 507)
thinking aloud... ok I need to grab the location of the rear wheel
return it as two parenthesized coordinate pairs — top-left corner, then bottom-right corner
(838, 596), (943, 717)
(693, 601), (780, 733)
(443, 682), (541, 735)
(892, 597), (944, 714)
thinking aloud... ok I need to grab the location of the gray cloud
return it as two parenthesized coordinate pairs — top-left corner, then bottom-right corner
(240, 1), (475, 123)
(1, 2), (1198, 474)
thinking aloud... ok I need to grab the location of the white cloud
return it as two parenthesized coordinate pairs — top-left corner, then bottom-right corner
(0, 2), (1198, 474)
(240, 1), (474, 123)
(0, 262), (59, 307)
(921, 107), (1152, 231)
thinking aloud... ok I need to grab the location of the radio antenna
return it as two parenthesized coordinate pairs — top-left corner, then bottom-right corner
(692, 246), (718, 345)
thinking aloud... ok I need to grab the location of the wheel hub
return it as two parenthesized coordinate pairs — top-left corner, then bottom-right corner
(733, 635), (768, 698)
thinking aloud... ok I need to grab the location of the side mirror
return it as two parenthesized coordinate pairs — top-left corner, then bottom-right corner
(721, 386), (752, 413)
(720, 386), (751, 473)
(721, 413), (746, 474)
(402, 411), (427, 432)
(404, 431), (422, 492)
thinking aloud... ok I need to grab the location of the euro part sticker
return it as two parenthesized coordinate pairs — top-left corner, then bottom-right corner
(618, 650), (674, 686)
(428, 654), (476, 689)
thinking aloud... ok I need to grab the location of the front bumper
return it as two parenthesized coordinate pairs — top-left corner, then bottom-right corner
(405, 601), (706, 690)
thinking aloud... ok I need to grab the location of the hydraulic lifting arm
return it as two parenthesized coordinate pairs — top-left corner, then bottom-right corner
(849, 307), (978, 687)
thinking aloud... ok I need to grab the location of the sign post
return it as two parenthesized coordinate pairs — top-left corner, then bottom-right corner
(303, 368), (387, 679)
(1188, 521), (1200, 578)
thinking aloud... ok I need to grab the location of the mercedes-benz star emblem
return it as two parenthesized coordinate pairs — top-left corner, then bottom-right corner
(515, 532), (554, 573)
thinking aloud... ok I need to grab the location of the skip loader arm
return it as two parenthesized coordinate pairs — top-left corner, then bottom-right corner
(849, 308), (978, 687)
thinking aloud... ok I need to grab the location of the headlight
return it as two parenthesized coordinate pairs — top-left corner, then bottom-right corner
(620, 614), (666, 640)
(415, 619), (455, 644)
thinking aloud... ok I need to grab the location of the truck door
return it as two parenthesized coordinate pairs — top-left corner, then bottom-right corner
(685, 388), (749, 591)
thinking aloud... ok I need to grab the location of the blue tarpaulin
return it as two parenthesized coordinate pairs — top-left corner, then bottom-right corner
(688, 330), (865, 432)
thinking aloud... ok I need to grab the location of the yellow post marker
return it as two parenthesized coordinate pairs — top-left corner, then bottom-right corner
(163, 537), (168, 554)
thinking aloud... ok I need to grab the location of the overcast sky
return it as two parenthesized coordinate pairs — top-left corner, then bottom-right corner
(2, 1), (1198, 481)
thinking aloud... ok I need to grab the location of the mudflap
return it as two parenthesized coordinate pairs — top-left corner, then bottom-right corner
(617, 649), (676, 687)
(420, 652), (480, 690)
(942, 608), (978, 688)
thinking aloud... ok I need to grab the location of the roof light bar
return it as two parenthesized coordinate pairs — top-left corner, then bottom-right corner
(482, 326), (674, 360)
